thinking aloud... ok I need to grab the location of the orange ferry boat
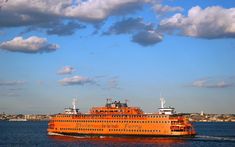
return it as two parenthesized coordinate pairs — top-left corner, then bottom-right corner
(48, 98), (196, 137)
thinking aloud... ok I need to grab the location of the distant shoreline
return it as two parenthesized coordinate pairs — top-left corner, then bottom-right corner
(1, 113), (235, 122)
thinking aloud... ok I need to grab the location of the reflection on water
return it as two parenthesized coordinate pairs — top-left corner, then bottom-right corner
(49, 135), (188, 146)
(49, 134), (235, 146)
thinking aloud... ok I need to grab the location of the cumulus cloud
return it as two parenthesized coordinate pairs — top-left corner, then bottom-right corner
(0, 80), (26, 86)
(59, 75), (94, 86)
(190, 78), (234, 88)
(63, 0), (150, 22)
(160, 6), (235, 38)
(153, 4), (183, 17)
(104, 17), (162, 46)
(104, 17), (153, 35)
(0, 0), (67, 27)
(57, 66), (75, 75)
(132, 30), (163, 46)
(0, 36), (59, 53)
(4, 1), (234, 46)
(0, 0), (150, 27)
(0, 0), (153, 45)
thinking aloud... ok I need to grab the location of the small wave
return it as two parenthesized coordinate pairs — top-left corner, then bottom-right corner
(48, 132), (87, 139)
(196, 135), (235, 142)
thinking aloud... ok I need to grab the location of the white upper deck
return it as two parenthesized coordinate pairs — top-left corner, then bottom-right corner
(158, 97), (175, 115)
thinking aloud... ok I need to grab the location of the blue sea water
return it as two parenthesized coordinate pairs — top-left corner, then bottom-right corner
(0, 121), (234, 146)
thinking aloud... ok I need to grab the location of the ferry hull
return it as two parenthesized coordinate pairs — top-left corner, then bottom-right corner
(47, 114), (196, 137)
(48, 131), (196, 138)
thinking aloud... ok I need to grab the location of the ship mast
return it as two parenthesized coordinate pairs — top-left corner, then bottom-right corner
(72, 98), (77, 114)
(160, 97), (165, 108)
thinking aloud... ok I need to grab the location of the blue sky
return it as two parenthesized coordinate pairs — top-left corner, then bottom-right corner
(0, 0), (235, 114)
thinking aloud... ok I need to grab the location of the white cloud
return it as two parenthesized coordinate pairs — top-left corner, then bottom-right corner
(0, 80), (26, 86)
(0, 0), (163, 47)
(192, 79), (207, 88)
(64, 0), (150, 22)
(59, 75), (94, 86)
(0, 0), (150, 26)
(0, 0), (70, 27)
(191, 78), (233, 88)
(58, 66), (75, 75)
(160, 6), (235, 38)
(153, 4), (183, 16)
(0, 36), (59, 53)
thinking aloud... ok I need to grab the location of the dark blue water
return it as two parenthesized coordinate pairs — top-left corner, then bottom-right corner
(0, 121), (234, 146)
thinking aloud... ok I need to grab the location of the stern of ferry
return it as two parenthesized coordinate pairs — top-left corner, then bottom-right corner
(170, 116), (196, 137)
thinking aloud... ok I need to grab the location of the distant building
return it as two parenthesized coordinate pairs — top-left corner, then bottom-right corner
(200, 111), (204, 116)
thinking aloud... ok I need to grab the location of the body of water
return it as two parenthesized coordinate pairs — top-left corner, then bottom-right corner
(0, 121), (234, 146)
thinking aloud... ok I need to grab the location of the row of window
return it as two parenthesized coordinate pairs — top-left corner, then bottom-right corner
(109, 129), (161, 133)
(54, 120), (171, 124)
(60, 128), (103, 131)
(59, 127), (161, 133)
(112, 115), (168, 118)
(57, 115), (168, 118)
(94, 110), (123, 113)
